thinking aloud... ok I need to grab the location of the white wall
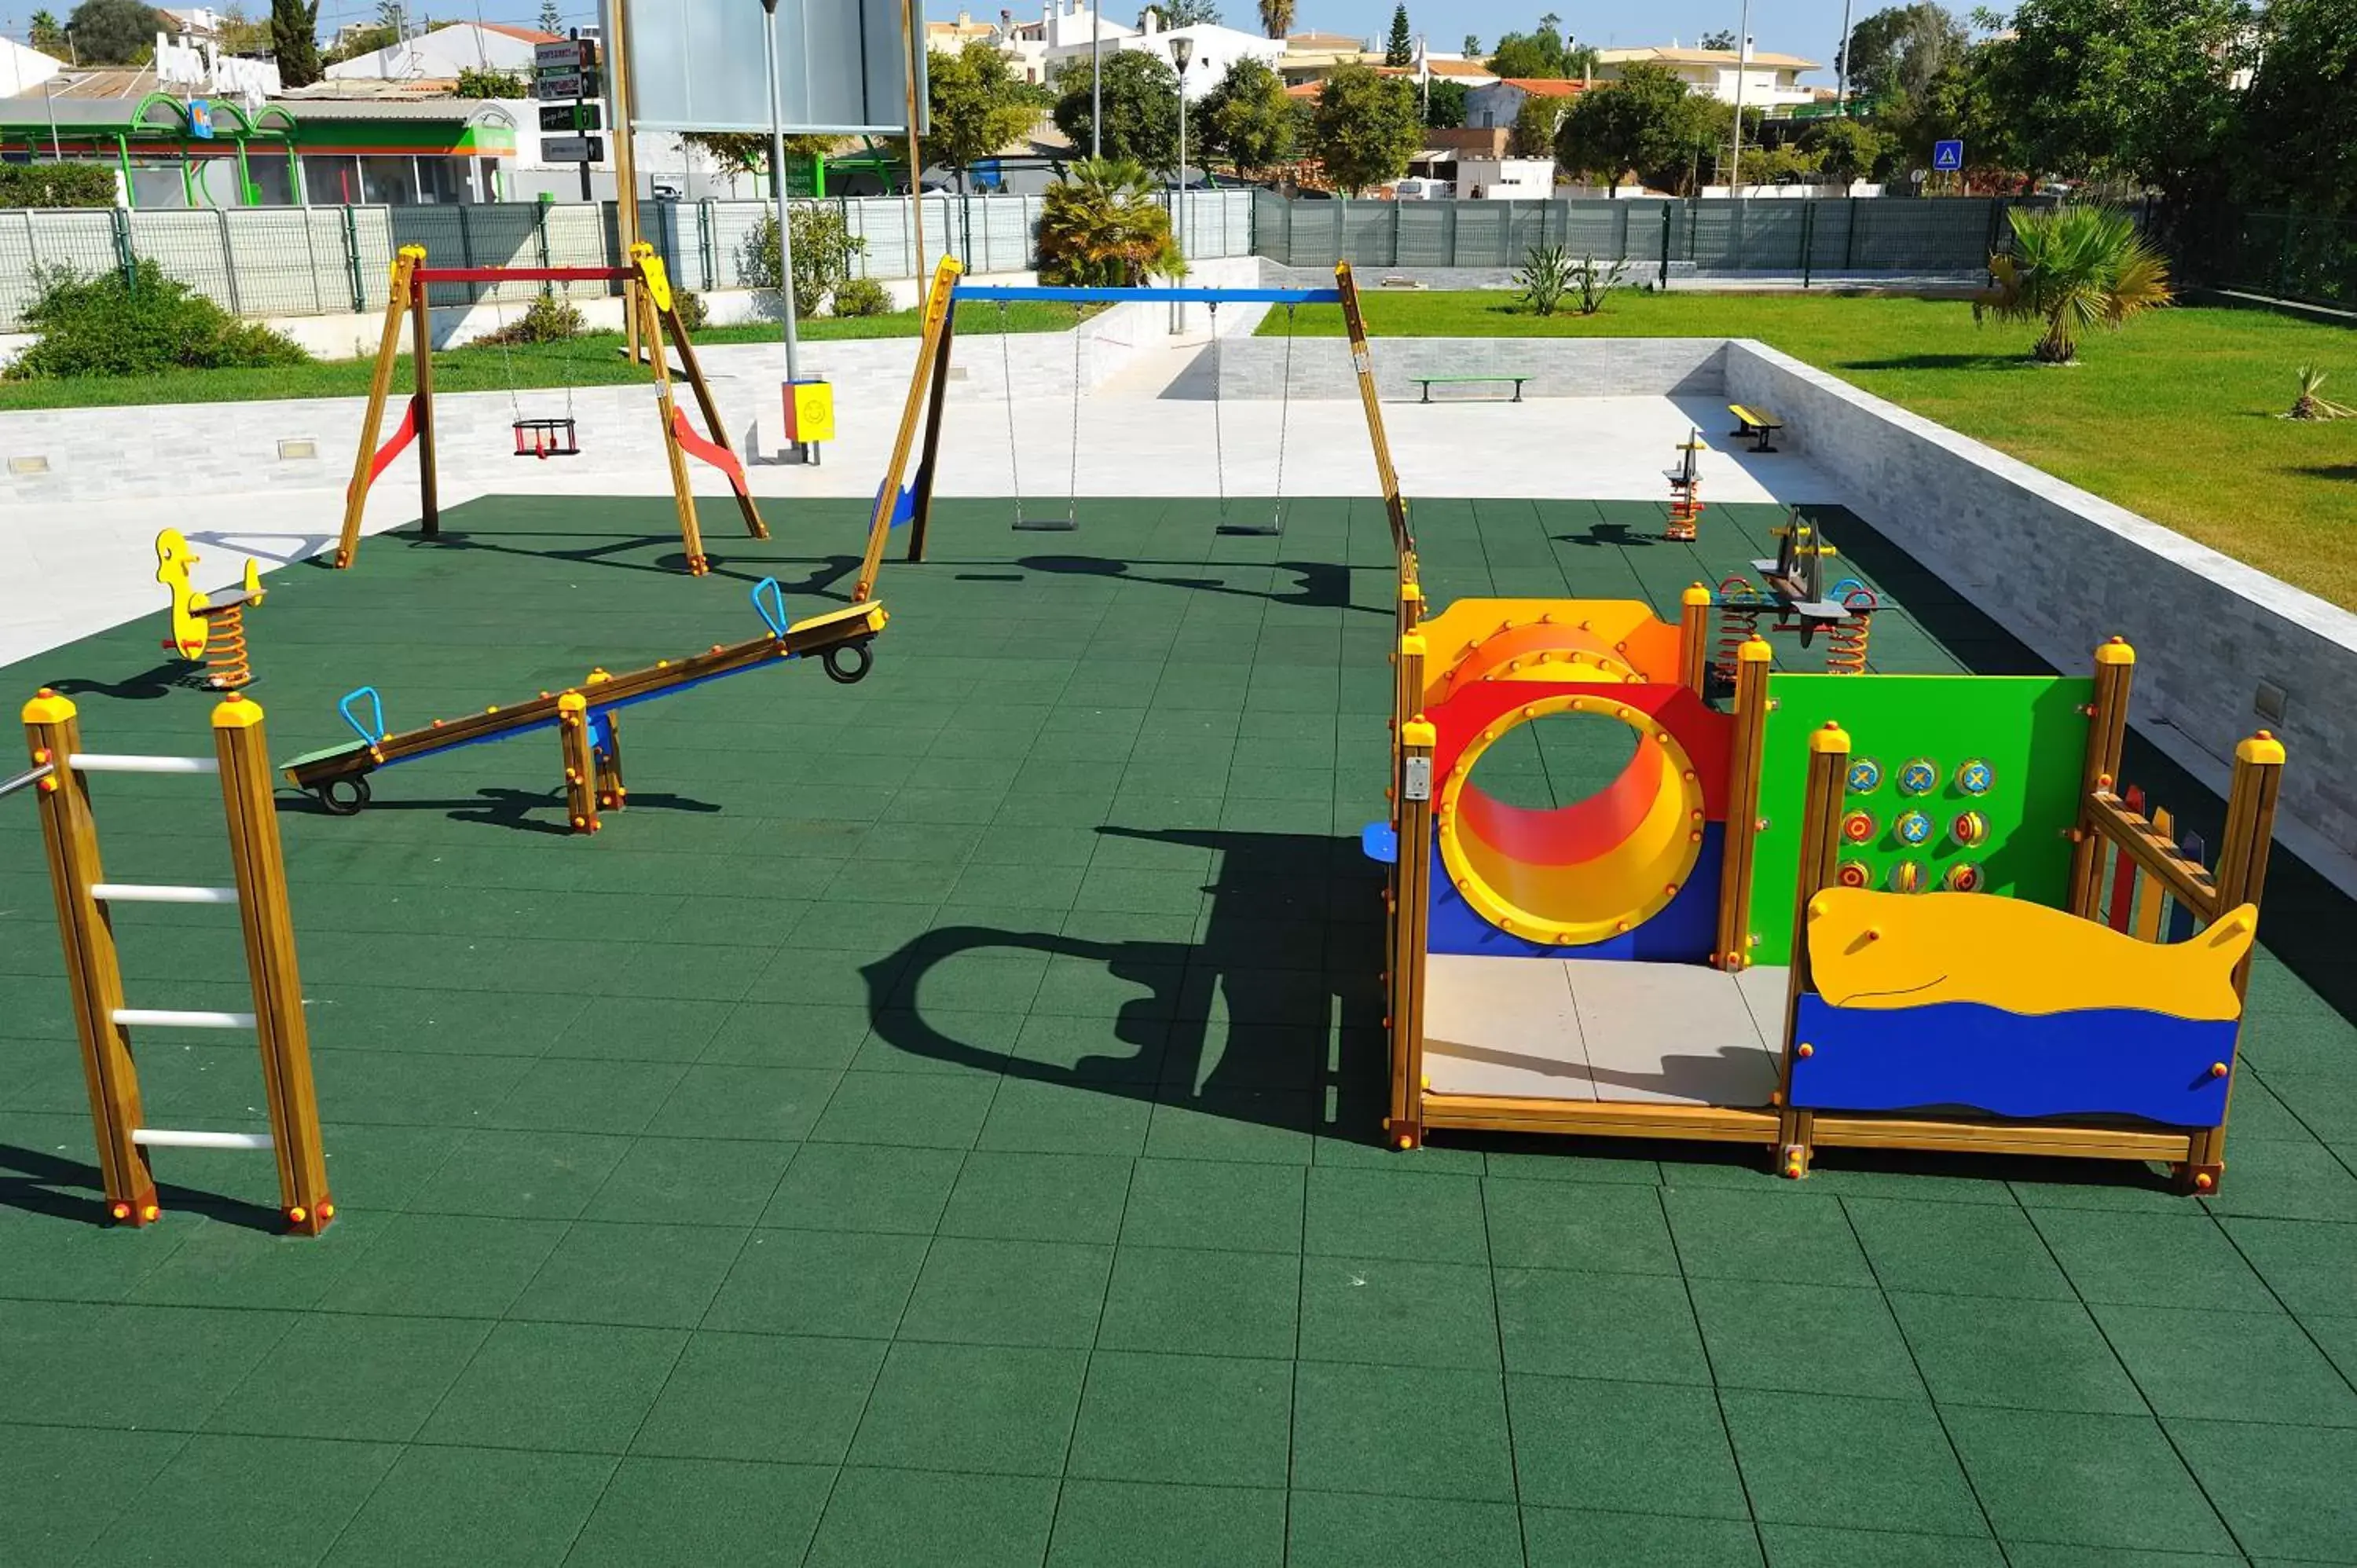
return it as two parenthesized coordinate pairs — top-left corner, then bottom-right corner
(1044, 17), (1281, 99)
(328, 23), (543, 81)
(0, 37), (62, 96)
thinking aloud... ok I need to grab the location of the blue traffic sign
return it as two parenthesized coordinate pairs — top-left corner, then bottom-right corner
(1932, 139), (1964, 171)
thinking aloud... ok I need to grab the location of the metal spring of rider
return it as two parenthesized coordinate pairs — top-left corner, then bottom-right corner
(203, 605), (253, 690)
(1713, 575), (1761, 683)
(1826, 584), (1878, 675)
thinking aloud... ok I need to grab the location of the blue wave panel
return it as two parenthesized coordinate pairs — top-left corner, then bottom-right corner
(1790, 995), (2237, 1126)
(1426, 825), (1725, 963)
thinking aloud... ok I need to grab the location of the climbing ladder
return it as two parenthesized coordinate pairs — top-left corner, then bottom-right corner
(13, 690), (333, 1234)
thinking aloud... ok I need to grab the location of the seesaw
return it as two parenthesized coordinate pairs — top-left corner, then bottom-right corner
(281, 578), (886, 833)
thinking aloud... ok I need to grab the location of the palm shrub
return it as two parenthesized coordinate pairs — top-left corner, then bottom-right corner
(1516, 244), (1576, 317)
(1036, 157), (1184, 288)
(2287, 365), (2352, 421)
(1571, 253), (1629, 315)
(1974, 205), (2172, 365)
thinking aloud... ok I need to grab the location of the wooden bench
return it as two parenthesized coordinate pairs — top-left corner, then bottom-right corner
(1726, 404), (1785, 452)
(1413, 376), (1530, 404)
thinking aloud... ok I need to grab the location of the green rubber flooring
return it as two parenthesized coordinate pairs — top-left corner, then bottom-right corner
(4, 494), (2356, 1567)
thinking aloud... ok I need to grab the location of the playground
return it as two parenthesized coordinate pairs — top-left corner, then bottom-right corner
(3, 262), (2357, 1563)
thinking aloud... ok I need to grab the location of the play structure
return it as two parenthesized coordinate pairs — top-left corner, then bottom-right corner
(154, 529), (266, 689)
(853, 259), (1393, 569)
(336, 242), (764, 577)
(1376, 573), (2286, 1188)
(7, 691), (333, 1233)
(280, 578), (886, 833)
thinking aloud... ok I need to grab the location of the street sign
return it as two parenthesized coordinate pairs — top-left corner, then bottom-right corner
(533, 70), (599, 101)
(543, 136), (606, 164)
(534, 38), (596, 71)
(538, 101), (604, 133)
(1933, 139), (1964, 171)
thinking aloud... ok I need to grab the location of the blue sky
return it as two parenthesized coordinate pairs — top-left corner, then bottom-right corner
(923, 2), (1879, 73)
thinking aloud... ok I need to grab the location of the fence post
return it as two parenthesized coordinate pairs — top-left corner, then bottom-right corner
(340, 205), (364, 310)
(1658, 201), (1672, 289)
(110, 206), (137, 289)
(1800, 200), (1816, 288)
(1844, 196), (1857, 270)
(216, 208), (241, 315)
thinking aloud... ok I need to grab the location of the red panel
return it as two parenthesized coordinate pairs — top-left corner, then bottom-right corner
(352, 396), (420, 500)
(1427, 680), (1734, 822)
(669, 408), (750, 498)
(2106, 784), (2143, 932)
(1455, 747), (1662, 866)
(412, 266), (632, 284)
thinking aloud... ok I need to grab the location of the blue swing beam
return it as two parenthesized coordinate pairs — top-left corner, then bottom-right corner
(954, 285), (1343, 305)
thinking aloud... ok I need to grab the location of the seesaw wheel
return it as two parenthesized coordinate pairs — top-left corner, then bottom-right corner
(823, 640), (874, 686)
(316, 776), (372, 816)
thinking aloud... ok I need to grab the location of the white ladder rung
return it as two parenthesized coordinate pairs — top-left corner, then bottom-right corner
(113, 1008), (257, 1030)
(68, 753), (218, 775)
(133, 1128), (275, 1151)
(93, 884), (240, 905)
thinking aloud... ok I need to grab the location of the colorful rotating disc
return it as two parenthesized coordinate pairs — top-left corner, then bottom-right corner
(1952, 811), (1989, 847)
(1956, 759), (1994, 795)
(1889, 860), (1926, 893)
(1896, 810), (1934, 846)
(1836, 860), (1872, 888)
(1898, 758), (1938, 796)
(1846, 758), (1883, 794)
(1945, 863), (1985, 892)
(1841, 810), (1879, 844)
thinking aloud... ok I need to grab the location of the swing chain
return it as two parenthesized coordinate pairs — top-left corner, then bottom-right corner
(1209, 302), (1226, 526)
(999, 302), (1025, 529)
(1270, 304), (1297, 531)
(1066, 303), (1083, 527)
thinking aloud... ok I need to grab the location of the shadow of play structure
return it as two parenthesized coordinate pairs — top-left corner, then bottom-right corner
(1375, 570), (2289, 1190)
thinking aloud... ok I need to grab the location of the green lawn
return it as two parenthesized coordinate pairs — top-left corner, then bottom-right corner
(1270, 291), (2357, 608)
(0, 300), (1088, 414)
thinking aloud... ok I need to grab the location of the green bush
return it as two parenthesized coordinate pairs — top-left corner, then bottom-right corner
(0, 163), (119, 208)
(1515, 244), (1577, 317)
(671, 288), (710, 333)
(6, 262), (310, 380)
(741, 206), (868, 317)
(830, 277), (893, 317)
(475, 294), (585, 346)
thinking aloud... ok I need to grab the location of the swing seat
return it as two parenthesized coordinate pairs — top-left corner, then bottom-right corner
(512, 417), (581, 460)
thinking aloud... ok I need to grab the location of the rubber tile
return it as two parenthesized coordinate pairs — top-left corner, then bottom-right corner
(1298, 1254), (1502, 1371)
(1839, 1196), (2075, 1300)
(1098, 1244), (1300, 1360)
(1483, 1178), (1680, 1273)
(896, 1234), (1113, 1348)
(1289, 1361), (1516, 1502)
(2165, 1419), (2357, 1563)
(804, 1467), (1059, 1568)
(79, 1432), (398, 1568)
(0, 1298), (295, 1429)
(0, 1422), (183, 1565)
(418, 1318), (684, 1452)
(203, 1312), (491, 1442)
(846, 1340), (1085, 1476)
(702, 1228), (928, 1339)
(1524, 1508), (1766, 1567)
(1886, 1290), (2143, 1415)
(1283, 1491), (1526, 1568)
(1495, 1267), (1711, 1383)
(2094, 1300), (2357, 1427)
(507, 1220), (746, 1328)
(1046, 1479), (1286, 1568)
(1941, 1405), (2236, 1555)
(1067, 1350), (1292, 1487)
(2029, 1208), (2278, 1312)
(1690, 1278), (1923, 1400)
(584, 1135), (798, 1229)
(320, 1444), (615, 1568)
(1118, 1156), (1305, 1252)
(1723, 1389), (1989, 1538)
(1663, 1186), (1875, 1287)
(1508, 1373), (1749, 1519)
(758, 1141), (961, 1234)
(564, 1457), (834, 1568)
(630, 1331), (886, 1467)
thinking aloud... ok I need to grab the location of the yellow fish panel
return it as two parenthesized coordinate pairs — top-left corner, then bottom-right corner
(1806, 887), (2256, 1023)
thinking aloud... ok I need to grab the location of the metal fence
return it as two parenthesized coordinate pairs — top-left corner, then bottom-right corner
(2180, 209), (2357, 312)
(0, 189), (1260, 331)
(1252, 191), (2039, 277)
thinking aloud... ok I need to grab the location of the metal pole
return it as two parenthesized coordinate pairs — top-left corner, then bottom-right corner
(1728, 3), (1750, 199)
(1171, 54), (1187, 333)
(761, 0), (806, 463)
(1835, 0), (1854, 114)
(1091, 1), (1102, 158)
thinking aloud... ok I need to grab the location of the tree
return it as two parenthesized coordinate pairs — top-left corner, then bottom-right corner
(1037, 156), (1183, 285)
(2233, 0), (2357, 218)
(323, 23), (394, 63)
(924, 41), (1039, 189)
(455, 64), (526, 96)
(1310, 61), (1420, 194)
(1142, 0), (1220, 21)
(1512, 93), (1571, 156)
(29, 11), (67, 53)
(65, 0), (167, 63)
(1198, 55), (1295, 178)
(1054, 49), (1181, 170)
(1255, 0), (1292, 40)
(538, 0), (563, 29)
(214, 3), (270, 53)
(1424, 77), (1468, 128)
(1976, 0), (2253, 207)
(681, 131), (840, 184)
(1486, 30), (1564, 78)
(1700, 28), (1736, 48)
(1462, 33), (1480, 55)
(1801, 115), (1893, 184)
(1554, 62), (1704, 192)
(270, 0), (321, 85)
(1384, 4), (1412, 66)
(1840, 4), (1967, 103)
(1974, 204), (2172, 363)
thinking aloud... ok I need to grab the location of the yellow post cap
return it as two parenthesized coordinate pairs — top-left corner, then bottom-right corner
(1739, 638), (1773, 665)
(1682, 583), (1713, 607)
(1400, 632), (1427, 660)
(940, 255), (967, 280)
(1809, 720), (1852, 754)
(1401, 719), (1437, 748)
(2095, 636), (2136, 666)
(397, 243), (427, 260)
(22, 687), (76, 724)
(557, 691), (588, 713)
(2236, 730), (2286, 765)
(211, 691), (265, 728)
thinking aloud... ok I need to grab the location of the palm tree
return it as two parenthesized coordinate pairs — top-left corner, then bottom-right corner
(2288, 365), (2353, 421)
(1037, 157), (1186, 288)
(1257, 0), (1295, 40)
(1975, 206), (2172, 365)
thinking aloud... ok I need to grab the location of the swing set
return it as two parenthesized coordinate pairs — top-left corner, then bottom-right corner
(849, 262), (1395, 590)
(335, 242), (766, 577)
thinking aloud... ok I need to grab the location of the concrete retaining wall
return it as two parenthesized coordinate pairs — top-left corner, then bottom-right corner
(1723, 339), (2357, 873)
(1218, 334), (1728, 401)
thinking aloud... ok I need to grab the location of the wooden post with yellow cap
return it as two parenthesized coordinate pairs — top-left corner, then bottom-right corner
(22, 690), (158, 1226)
(1714, 637), (1773, 972)
(632, 254), (711, 577)
(557, 691), (600, 833)
(1776, 720), (1851, 1177)
(1677, 584), (1713, 696)
(1390, 702), (1437, 1152)
(409, 260), (441, 538)
(861, 257), (965, 599)
(2067, 638), (2135, 920)
(2181, 728), (2286, 1189)
(335, 246), (423, 570)
(212, 693), (334, 1233)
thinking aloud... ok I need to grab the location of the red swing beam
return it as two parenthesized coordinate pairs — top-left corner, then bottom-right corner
(336, 245), (764, 576)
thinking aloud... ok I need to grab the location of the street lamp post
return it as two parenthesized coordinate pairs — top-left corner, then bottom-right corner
(759, 0), (808, 464)
(1727, 1), (1751, 200)
(1091, 2), (1102, 158)
(1168, 34), (1193, 334)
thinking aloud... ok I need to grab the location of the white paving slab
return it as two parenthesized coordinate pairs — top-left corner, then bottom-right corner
(1423, 951), (1592, 1098)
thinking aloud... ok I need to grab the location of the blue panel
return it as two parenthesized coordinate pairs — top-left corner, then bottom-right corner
(1790, 994), (2237, 1127)
(1425, 825), (1725, 964)
(956, 286), (1343, 305)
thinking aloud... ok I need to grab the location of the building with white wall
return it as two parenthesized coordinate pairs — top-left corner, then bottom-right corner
(326, 21), (562, 82)
(0, 38), (62, 98)
(1008, 3), (1281, 97)
(1592, 43), (1820, 108)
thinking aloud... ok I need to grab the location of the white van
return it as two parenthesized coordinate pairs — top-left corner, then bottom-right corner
(1390, 178), (1453, 200)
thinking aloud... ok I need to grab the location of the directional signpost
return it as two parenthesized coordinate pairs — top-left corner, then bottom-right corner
(534, 37), (603, 200)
